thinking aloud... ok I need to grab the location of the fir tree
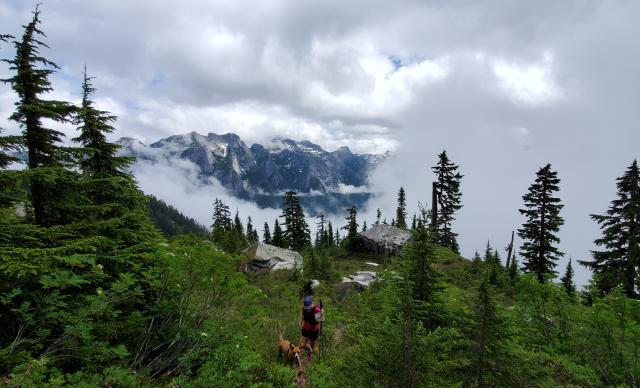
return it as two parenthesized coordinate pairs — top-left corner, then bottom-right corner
(234, 210), (245, 240)
(272, 219), (284, 248)
(74, 67), (133, 178)
(2, 6), (75, 225)
(263, 222), (271, 244)
(335, 228), (341, 245)
(246, 216), (255, 243)
(396, 186), (407, 229)
(342, 205), (360, 251)
(327, 221), (334, 246)
(561, 258), (576, 297)
(211, 198), (232, 243)
(375, 208), (382, 225)
(472, 279), (508, 387)
(581, 160), (640, 297)
(492, 249), (501, 267)
(280, 191), (310, 251)
(73, 67), (136, 213)
(315, 213), (326, 247)
(471, 250), (483, 273)
(518, 164), (564, 283)
(362, 220), (367, 232)
(411, 214), (417, 231)
(431, 151), (463, 252)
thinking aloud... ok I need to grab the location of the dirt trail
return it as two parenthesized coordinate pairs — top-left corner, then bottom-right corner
(295, 358), (309, 387)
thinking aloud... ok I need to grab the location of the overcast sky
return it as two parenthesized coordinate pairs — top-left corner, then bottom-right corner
(2, 0), (639, 286)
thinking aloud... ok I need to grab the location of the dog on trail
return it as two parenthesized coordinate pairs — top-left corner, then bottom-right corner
(277, 325), (302, 371)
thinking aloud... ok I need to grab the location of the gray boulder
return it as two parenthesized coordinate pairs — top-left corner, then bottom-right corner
(359, 224), (413, 256)
(336, 271), (378, 298)
(243, 242), (302, 272)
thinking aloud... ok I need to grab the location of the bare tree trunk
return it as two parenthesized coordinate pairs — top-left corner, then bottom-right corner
(505, 230), (514, 269)
(431, 182), (438, 241)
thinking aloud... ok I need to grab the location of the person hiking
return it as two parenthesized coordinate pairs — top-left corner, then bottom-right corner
(299, 295), (322, 361)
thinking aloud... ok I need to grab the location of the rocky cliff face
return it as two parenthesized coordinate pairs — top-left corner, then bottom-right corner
(117, 131), (390, 213)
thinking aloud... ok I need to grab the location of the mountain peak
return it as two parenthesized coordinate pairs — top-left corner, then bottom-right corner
(119, 131), (390, 211)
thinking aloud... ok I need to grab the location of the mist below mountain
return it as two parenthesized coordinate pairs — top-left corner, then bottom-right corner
(117, 132), (391, 214)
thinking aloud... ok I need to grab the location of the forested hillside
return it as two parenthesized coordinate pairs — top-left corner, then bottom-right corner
(1, 8), (639, 388)
(147, 195), (209, 238)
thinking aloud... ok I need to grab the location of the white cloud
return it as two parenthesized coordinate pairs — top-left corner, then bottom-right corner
(492, 53), (562, 106)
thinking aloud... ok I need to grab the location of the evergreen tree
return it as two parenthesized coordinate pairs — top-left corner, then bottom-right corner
(396, 186), (407, 229)
(263, 222), (271, 244)
(272, 219), (284, 248)
(327, 221), (334, 246)
(2, 7), (75, 225)
(483, 242), (502, 286)
(581, 160), (640, 297)
(246, 216), (255, 243)
(403, 228), (444, 330)
(375, 208), (382, 225)
(315, 213), (326, 247)
(362, 220), (367, 232)
(280, 191), (310, 251)
(211, 198), (231, 243)
(74, 67), (133, 178)
(73, 67), (137, 215)
(431, 151), (463, 252)
(234, 211), (243, 235)
(471, 250), (483, 273)
(306, 249), (320, 278)
(335, 228), (341, 245)
(561, 258), (576, 297)
(411, 214), (417, 231)
(472, 279), (509, 387)
(492, 249), (501, 267)
(342, 205), (360, 251)
(518, 164), (564, 283)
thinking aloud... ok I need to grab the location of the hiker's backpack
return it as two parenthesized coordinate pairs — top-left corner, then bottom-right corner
(303, 304), (319, 325)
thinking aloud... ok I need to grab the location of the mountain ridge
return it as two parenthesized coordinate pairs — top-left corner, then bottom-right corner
(117, 131), (391, 213)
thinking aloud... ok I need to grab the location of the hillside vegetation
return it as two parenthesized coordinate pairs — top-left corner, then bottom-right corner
(1, 8), (639, 388)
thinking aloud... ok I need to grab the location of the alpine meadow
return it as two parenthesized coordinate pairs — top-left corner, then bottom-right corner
(1, 3), (639, 387)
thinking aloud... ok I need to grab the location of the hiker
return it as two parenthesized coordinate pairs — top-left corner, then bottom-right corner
(299, 295), (322, 361)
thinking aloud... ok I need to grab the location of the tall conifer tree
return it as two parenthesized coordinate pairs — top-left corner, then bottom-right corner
(272, 219), (284, 248)
(431, 150), (463, 252)
(263, 222), (271, 244)
(280, 191), (310, 251)
(2, 6), (75, 225)
(74, 67), (133, 178)
(518, 164), (564, 283)
(396, 186), (407, 229)
(581, 160), (640, 297)
(561, 258), (576, 297)
(342, 205), (360, 251)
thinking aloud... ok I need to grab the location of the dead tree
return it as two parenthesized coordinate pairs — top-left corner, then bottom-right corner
(505, 230), (514, 269)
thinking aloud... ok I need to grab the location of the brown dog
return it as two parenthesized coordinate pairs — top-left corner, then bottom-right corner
(278, 326), (302, 371)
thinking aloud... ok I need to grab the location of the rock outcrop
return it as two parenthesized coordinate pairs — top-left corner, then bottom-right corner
(359, 224), (413, 256)
(242, 242), (302, 272)
(335, 271), (378, 298)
